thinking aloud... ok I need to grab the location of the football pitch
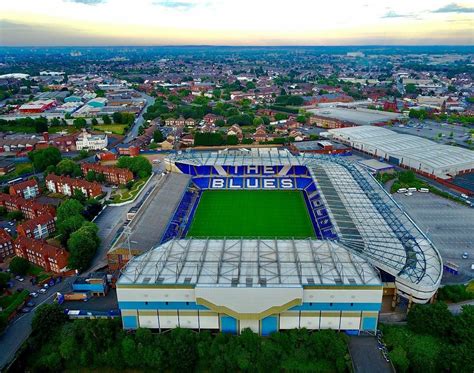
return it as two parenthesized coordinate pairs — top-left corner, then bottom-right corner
(186, 190), (315, 238)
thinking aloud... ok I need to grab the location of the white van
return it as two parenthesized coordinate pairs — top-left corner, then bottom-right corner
(418, 188), (429, 193)
(397, 188), (408, 194)
(461, 194), (469, 199)
(408, 187), (417, 192)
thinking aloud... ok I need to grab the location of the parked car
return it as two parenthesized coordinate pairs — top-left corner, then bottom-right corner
(26, 301), (35, 307)
(20, 307), (32, 313)
(39, 288), (47, 294)
(30, 292), (38, 298)
(15, 276), (24, 282)
(462, 252), (469, 259)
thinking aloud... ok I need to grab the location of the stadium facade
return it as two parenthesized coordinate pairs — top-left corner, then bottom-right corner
(117, 148), (443, 335)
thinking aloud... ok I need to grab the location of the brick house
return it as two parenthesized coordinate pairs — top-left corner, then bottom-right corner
(227, 124), (243, 141)
(9, 178), (40, 200)
(0, 194), (55, 219)
(14, 236), (69, 273)
(0, 229), (14, 262)
(81, 163), (134, 185)
(45, 174), (103, 198)
(253, 125), (268, 143)
(17, 213), (56, 240)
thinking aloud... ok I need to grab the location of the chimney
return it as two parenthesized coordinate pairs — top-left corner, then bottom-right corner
(43, 132), (49, 142)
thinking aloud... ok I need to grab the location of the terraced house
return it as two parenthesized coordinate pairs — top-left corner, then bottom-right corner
(81, 163), (134, 185)
(46, 174), (103, 198)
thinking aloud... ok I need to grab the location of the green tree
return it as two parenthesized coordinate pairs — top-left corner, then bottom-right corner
(153, 129), (164, 143)
(32, 303), (67, 342)
(57, 214), (86, 245)
(102, 114), (111, 124)
(57, 199), (84, 221)
(389, 346), (409, 373)
(73, 117), (87, 129)
(67, 223), (100, 271)
(72, 189), (87, 203)
(9, 256), (30, 275)
(117, 156), (151, 179)
(6, 210), (23, 221)
(112, 112), (123, 124)
(405, 83), (417, 94)
(91, 117), (99, 126)
(407, 302), (454, 339)
(56, 159), (82, 177)
(0, 271), (11, 291)
(86, 170), (96, 182)
(226, 135), (238, 145)
(28, 147), (62, 171)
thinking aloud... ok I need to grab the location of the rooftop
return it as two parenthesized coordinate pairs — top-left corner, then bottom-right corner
(309, 107), (404, 125)
(118, 239), (381, 287)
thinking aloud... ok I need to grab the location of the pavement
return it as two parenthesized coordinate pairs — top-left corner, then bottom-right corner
(447, 299), (474, 315)
(348, 336), (393, 373)
(393, 192), (474, 283)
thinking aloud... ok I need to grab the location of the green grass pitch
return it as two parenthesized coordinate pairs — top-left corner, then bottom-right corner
(186, 190), (315, 238)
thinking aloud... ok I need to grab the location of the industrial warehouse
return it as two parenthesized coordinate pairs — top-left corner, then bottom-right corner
(328, 126), (474, 179)
(116, 148), (443, 335)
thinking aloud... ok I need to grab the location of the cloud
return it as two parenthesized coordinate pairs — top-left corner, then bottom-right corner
(153, 1), (196, 9)
(382, 10), (419, 19)
(432, 3), (474, 13)
(66, 0), (107, 5)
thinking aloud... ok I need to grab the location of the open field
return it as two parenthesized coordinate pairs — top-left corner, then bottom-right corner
(93, 124), (128, 135)
(187, 190), (315, 238)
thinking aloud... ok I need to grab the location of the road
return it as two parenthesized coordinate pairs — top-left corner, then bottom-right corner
(123, 93), (155, 144)
(0, 276), (76, 370)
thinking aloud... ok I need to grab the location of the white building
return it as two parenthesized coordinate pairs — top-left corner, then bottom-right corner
(76, 130), (108, 151)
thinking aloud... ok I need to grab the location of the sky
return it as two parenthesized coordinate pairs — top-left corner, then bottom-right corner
(0, 0), (473, 46)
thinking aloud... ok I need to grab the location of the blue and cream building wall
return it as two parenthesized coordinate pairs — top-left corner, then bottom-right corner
(117, 282), (382, 335)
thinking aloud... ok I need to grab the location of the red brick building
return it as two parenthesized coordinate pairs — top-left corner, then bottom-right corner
(14, 236), (69, 273)
(0, 194), (55, 219)
(45, 174), (103, 198)
(9, 179), (40, 200)
(17, 213), (56, 240)
(0, 229), (14, 262)
(81, 163), (134, 185)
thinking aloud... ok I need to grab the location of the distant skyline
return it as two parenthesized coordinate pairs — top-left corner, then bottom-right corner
(0, 0), (473, 46)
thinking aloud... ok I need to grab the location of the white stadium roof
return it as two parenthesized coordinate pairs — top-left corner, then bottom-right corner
(118, 239), (381, 287)
(141, 149), (443, 302)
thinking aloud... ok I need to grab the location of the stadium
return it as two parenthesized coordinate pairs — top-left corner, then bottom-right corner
(117, 148), (443, 335)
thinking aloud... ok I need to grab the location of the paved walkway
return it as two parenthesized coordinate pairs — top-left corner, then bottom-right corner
(348, 336), (393, 373)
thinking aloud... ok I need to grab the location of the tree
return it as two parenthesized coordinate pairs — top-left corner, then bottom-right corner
(112, 112), (123, 124)
(296, 115), (307, 124)
(34, 117), (48, 133)
(389, 346), (409, 373)
(102, 114), (111, 124)
(153, 129), (164, 143)
(274, 113), (288, 121)
(253, 117), (263, 126)
(32, 303), (67, 342)
(7, 210), (23, 221)
(57, 214), (85, 245)
(86, 170), (96, 182)
(67, 223), (100, 271)
(9, 256), (30, 275)
(29, 147), (62, 171)
(72, 189), (86, 204)
(57, 199), (84, 221)
(226, 135), (238, 145)
(91, 118), (98, 126)
(407, 302), (454, 339)
(56, 159), (82, 177)
(117, 156), (152, 179)
(0, 272), (11, 291)
(73, 117), (87, 129)
(215, 119), (226, 127)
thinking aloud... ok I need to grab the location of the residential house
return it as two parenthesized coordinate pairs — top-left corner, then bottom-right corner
(253, 125), (268, 143)
(227, 124), (243, 141)
(0, 194), (55, 219)
(46, 174), (103, 198)
(9, 179), (40, 199)
(17, 213), (56, 240)
(81, 163), (134, 185)
(14, 236), (69, 273)
(0, 230), (14, 262)
(180, 134), (195, 147)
